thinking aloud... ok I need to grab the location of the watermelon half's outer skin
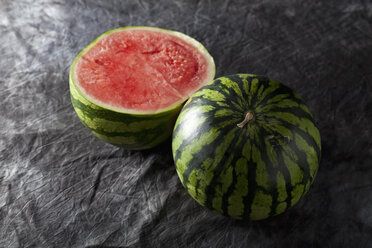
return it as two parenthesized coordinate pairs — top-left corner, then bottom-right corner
(69, 26), (215, 150)
(172, 74), (321, 220)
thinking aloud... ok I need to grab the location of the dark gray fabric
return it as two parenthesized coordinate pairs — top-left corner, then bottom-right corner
(1, 0), (371, 247)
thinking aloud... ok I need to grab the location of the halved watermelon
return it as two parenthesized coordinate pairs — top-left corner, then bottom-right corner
(70, 26), (215, 150)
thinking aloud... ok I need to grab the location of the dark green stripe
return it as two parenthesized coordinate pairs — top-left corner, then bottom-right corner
(263, 106), (314, 123)
(173, 90), (243, 164)
(180, 95), (236, 117)
(273, 118), (321, 162)
(261, 125), (301, 211)
(202, 128), (241, 211)
(81, 118), (170, 148)
(71, 95), (175, 147)
(198, 80), (245, 112)
(201, 77), (251, 112)
(261, 94), (303, 109)
(83, 121), (164, 138)
(173, 110), (240, 164)
(256, 82), (297, 108)
(216, 130), (246, 215)
(261, 125), (310, 213)
(71, 94), (176, 123)
(241, 141), (258, 219)
(174, 108), (230, 162)
(255, 125), (281, 217)
(270, 143), (294, 209)
(261, 116), (319, 205)
(215, 124), (279, 218)
(223, 74), (251, 109)
(239, 127), (284, 219)
(179, 122), (238, 186)
(248, 76), (271, 108)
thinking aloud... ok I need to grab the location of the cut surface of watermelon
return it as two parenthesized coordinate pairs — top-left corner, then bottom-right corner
(72, 27), (215, 114)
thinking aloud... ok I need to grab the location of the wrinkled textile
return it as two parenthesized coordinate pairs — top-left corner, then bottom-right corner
(1, 0), (372, 247)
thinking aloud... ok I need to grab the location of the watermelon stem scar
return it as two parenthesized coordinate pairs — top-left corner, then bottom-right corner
(237, 111), (255, 128)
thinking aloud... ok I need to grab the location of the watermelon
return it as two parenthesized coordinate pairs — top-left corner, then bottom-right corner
(172, 74), (321, 220)
(69, 26), (215, 150)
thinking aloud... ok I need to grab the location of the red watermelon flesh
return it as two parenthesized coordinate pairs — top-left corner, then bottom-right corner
(74, 28), (213, 113)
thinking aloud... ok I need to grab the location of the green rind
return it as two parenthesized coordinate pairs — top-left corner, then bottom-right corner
(70, 76), (181, 149)
(69, 26), (215, 150)
(172, 74), (321, 220)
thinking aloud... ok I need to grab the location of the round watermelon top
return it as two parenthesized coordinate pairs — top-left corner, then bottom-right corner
(71, 27), (215, 114)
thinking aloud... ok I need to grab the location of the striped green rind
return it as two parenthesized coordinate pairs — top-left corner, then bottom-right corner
(69, 26), (215, 150)
(70, 76), (182, 150)
(172, 74), (321, 220)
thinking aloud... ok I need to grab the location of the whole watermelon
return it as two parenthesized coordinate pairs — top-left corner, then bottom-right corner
(172, 74), (321, 220)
